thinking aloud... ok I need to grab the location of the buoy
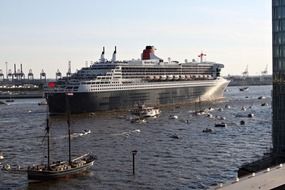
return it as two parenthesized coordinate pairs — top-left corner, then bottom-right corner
(240, 120), (245, 125)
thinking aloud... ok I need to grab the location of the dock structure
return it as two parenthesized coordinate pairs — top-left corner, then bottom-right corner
(213, 164), (285, 190)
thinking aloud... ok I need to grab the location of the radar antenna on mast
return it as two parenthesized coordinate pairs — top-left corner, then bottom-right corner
(198, 52), (207, 63)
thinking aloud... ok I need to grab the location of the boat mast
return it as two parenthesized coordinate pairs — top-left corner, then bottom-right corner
(47, 115), (51, 170)
(65, 93), (72, 164)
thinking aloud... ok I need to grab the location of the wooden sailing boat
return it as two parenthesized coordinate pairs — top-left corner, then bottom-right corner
(27, 93), (96, 180)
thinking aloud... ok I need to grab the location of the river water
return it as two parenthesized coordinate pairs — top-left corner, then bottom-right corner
(0, 85), (272, 190)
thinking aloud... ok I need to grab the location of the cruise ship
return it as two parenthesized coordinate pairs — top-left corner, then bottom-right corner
(45, 46), (230, 113)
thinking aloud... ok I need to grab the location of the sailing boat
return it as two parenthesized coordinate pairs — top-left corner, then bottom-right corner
(27, 93), (96, 180)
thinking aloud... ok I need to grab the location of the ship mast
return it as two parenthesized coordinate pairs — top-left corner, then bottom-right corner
(65, 93), (72, 164)
(47, 114), (51, 170)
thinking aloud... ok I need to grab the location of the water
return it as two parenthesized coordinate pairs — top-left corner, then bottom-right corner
(0, 86), (272, 190)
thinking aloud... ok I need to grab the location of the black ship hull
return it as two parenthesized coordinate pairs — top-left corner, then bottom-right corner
(46, 80), (229, 114)
(27, 161), (94, 181)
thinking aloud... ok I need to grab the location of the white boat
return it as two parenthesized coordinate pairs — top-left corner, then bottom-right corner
(131, 104), (160, 118)
(0, 152), (4, 160)
(71, 129), (91, 138)
(38, 100), (47, 105)
(169, 115), (178, 119)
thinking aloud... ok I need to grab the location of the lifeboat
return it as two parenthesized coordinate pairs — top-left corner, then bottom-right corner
(160, 75), (167, 80)
(146, 76), (154, 80)
(173, 75), (179, 80)
(154, 76), (160, 80)
(167, 75), (173, 80)
(179, 75), (185, 80)
(185, 75), (191, 80)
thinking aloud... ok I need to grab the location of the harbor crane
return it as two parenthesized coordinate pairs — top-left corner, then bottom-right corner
(261, 65), (268, 75)
(242, 65), (249, 78)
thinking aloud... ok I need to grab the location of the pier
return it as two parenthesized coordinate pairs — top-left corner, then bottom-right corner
(214, 163), (285, 190)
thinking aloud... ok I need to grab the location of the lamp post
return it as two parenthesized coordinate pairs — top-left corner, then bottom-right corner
(131, 150), (138, 175)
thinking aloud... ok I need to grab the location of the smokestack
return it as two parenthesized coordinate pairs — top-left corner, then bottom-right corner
(100, 46), (105, 62)
(112, 46), (117, 62)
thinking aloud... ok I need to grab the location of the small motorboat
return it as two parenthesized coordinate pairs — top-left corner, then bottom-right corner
(81, 129), (91, 136)
(225, 104), (231, 109)
(248, 113), (254, 118)
(207, 107), (215, 111)
(215, 122), (227, 128)
(71, 129), (91, 138)
(203, 128), (213, 133)
(169, 115), (178, 119)
(239, 87), (249, 91)
(38, 100), (47, 105)
(131, 104), (160, 118)
(5, 99), (14, 103)
(193, 110), (206, 116)
(207, 114), (213, 118)
(261, 103), (268, 106)
(258, 96), (266, 100)
(0, 152), (4, 160)
(170, 134), (179, 139)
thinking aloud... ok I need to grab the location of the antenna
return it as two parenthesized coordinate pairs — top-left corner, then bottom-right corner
(5, 62), (8, 79)
(67, 61), (71, 77)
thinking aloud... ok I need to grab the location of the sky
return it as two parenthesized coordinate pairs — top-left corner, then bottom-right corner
(0, 0), (271, 78)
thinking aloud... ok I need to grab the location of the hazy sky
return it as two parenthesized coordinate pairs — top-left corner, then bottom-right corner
(0, 0), (271, 78)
